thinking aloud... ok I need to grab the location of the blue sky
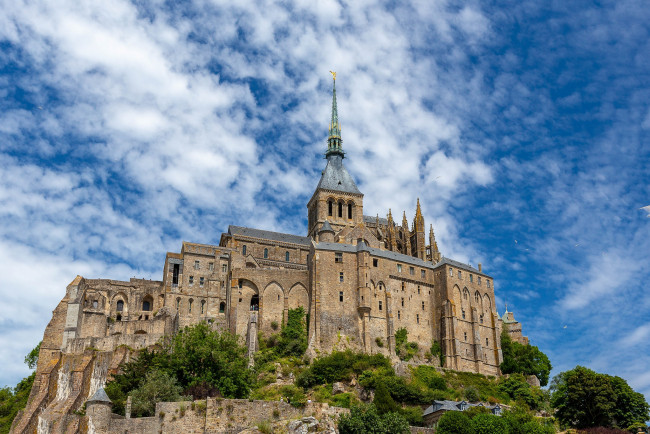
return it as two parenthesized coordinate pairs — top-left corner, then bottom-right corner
(1, 0), (649, 401)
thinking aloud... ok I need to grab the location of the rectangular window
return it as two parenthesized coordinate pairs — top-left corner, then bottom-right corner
(464, 332), (467, 341)
(487, 280), (491, 288)
(409, 266), (415, 275)
(339, 272), (344, 282)
(222, 264), (227, 273)
(458, 270), (462, 278)
(470, 274), (473, 283)
(422, 301), (425, 310)
(329, 201), (333, 216)
(339, 291), (343, 302)
(401, 298), (404, 307)
(194, 260), (200, 270)
(379, 301), (382, 311)
(242, 245), (247, 255)
(199, 277), (204, 287)
(373, 259), (378, 267)
(172, 264), (179, 285)
(335, 252), (343, 263)
(238, 279), (243, 289)
(416, 314), (420, 324)
(397, 264), (402, 272)
(189, 275), (194, 286)
(478, 276), (482, 285)
(421, 270), (426, 279)
(398, 311), (401, 319)
(338, 202), (343, 217)
(209, 262), (214, 271)
(348, 203), (353, 219)
(486, 338), (489, 347)
(449, 268), (453, 277)
(417, 286), (420, 294)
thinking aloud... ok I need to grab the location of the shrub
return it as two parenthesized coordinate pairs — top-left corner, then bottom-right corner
(130, 370), (189, 417)
(375, 337), (384, 348)
(464, 386), (480, 402)
(436, 411), (473, 434)
(338, 404), (409, 434)
(296, 351), (390, 388)
(471, 413), (509, 434)
(373, 381), (399, 414)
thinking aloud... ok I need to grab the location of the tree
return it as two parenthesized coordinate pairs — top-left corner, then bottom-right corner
(275, 307), (307, 357)
(130, 370), (188, 417)
(471, 413), (509, 434)
(550, 366), (649, 430)
(24, 342), (41, 370)
(373, 381), (399, 414)
(436, 411), (473, 434)
(0, 342), (40, 434)
(338, 404), (409, 434)
(500, 330), (552, 386)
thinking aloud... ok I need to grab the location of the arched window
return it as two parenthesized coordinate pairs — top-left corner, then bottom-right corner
(116, 300), (124, 312)
(328, 200), (333, 216)
(219, 302), (226, 313)
(347, 203), (352, 219)
(264, 248), (268, 259)
(338, 202), (343, 218)
(142, 299), (152, 311)
(242, 245), (247, 255)
(475, 292), (480, 303)
(116, 314), (122, 321)
(285, 251), (290, 262)
(250, 295), (259, 311)
(201, 300), (206, 314)
(188, 299), (193, 313)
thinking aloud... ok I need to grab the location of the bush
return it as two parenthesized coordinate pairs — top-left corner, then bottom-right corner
(500, 330), (552, 386)
(275, 308), (307, 357)
(436, 411), (473, 434)
(373, 381), (399, 414)
(471, 413), (509, 434)
(296, 351), (390, 388)
(395, 328), (419, 361)
(338, 404), (409, 434)
(130, 370), (189, 417)
(464, 386), (480, 402)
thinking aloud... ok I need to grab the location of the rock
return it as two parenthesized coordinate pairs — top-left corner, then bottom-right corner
(526, 375), (541, 387)
(349, 377), (357, 387)
(332, 382), (346, 395)
(288, 416), (320, 433)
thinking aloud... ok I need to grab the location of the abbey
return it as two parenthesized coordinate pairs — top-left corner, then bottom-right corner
(12, 77), (523, 433)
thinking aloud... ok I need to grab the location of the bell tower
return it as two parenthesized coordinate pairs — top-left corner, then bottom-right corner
(307, 73), (364, 239)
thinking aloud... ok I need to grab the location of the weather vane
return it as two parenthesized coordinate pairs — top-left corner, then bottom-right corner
(329, 70), (336, 81)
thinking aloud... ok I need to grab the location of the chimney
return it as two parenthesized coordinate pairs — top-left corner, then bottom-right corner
(478, 263), (482, 272)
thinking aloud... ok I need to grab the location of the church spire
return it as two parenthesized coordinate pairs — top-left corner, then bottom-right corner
(326, 71), (344, 158)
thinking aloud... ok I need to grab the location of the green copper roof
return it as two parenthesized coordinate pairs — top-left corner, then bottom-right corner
(326, 74), (344, 157)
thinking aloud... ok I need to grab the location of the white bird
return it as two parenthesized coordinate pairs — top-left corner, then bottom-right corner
(641, 205), (650, 217)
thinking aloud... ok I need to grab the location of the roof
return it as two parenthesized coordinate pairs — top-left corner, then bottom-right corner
(319, 220), (334, 233)
(423, 400), (501, 416)
(88, 388), (112, 404)
(316, 154), (361, 195)
(315, 240), (438, 269)
(431, 257), (485, 275)
(228, 226), (311, 246)
(363, 215), (389, 226)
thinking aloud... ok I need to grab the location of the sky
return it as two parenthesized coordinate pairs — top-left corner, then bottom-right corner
(1, 0), (649, 401)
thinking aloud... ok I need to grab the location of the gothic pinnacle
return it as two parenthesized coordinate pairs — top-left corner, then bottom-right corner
(326, 71), (343, 157)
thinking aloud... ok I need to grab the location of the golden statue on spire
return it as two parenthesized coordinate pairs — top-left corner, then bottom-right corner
(329, 70), (336, 80)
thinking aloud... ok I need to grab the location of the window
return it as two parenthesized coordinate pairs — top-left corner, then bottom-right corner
(176, 298), (180, 310)
(209, 262), (214, 271)
(188, 299), (193, 313)
(416, 314), (420, 324)
(338, 202), (342, 218)
(373, 259), (378, 267)
(339, 272), (344, 282)
(449, 268), (453, 276)
(409, 266), (414, 275)
(116, 300), (124, 312)
(92, 300), (98, 309)
(417, 286), (421, 294)
(458, 270), (462, 278)
(470, 274), (473, 283)
(422, 301), (425, 310)
(242, 245), (247, 255)
(486, 338), (489, 347)
(397, 264), (402, 272)
(285, 251), (290, 261)
(201, 300), (206, 314)
(194, 260), (200, 270)
(464, 291), (468, 300)
(379, 301), (383, 311)
(421, 270), (426, 279)
(487, 280), (491, 288)
(219, 302), (225, 313)
(480, 314), (484, 324)
(348, 203), (353, 219)
(339, 291), (343, 302)
(189, 275), (194, 286)
(222, 264), (227, 272)
(142, 299), (152, 311)
(462, 309), (466, 319)
(478, 276), (482, 285)
(335, 252), (343, 263)
(401, 297), (404, 307)
(238, 279), (243, 289)
(328, 201), (333, 216)
(264, 248), (268, 259)
(475, 293), (479, 303)
(464, 332), (467, 341)
(172, 263), (179, 285)
(398, 311), (401, 319)
(401, 282), (405, 291)
(200, 277), (205, 287)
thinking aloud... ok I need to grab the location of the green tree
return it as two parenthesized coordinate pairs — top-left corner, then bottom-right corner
(130, 370), (188, 417)
(500, 330), (552, 386)
(471, 413), (509, 434)
(338, 404), (409, 434)
(0, 343), (40, 434)
(275, 307), (307, 357)
(24, 342), (41, 370)
(550, 366), (649, 429)
(373, 381), (399, 414)
(436, 411), (473, 434)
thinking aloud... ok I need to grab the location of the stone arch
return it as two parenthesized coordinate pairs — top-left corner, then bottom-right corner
(377, 281), (387, 292)
(483, 294), (492, 314)
(288, 283), (309, 311)
(262, 282), (284, 334)
(111, 292), (128, 317)
(452, 285), (462, 317)
(474, 291), (482, 309)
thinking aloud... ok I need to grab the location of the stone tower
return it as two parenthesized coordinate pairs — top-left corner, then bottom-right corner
(307, 73), (364, 238)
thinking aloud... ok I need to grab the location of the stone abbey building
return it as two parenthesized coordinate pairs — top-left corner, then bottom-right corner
(12, 77), (528, 433)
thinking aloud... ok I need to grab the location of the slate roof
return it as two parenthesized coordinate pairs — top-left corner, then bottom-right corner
(315, 241), (437, 269)
(228, 226), (311, 246)
(319, 220), (334, 233)
(363, 215), (389, 225)
(316, 154), (361, 195)
(431, 257), (484, 275)
(423, 400), (501, 416)
(88, 388), (112, 404)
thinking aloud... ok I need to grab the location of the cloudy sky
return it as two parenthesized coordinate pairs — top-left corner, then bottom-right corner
(1, 0), (649, 399)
